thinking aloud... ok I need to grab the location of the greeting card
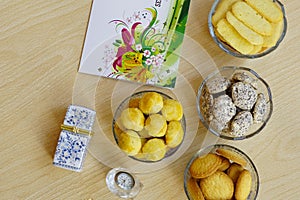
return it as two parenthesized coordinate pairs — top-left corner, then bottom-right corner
(78, 0), (190, 88)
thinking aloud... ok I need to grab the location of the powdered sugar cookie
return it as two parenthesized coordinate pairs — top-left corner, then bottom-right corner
(252, 93), (267, 123)
(232, 82), (257, 110)
(230, 111), (253, 137)
(212, 95), (236, 124)
(206, 76), (231, 94)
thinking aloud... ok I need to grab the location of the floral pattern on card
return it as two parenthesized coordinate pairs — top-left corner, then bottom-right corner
(106, 7), (167, 83)
(79, 0), (191, 88)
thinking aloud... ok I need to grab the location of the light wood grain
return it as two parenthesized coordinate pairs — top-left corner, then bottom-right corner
(1, 0), (299, 199)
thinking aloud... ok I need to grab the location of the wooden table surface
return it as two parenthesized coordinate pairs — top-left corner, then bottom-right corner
(1, 0), (299, 199)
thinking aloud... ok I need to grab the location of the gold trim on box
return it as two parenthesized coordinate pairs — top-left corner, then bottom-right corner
(61, 124), (94, 136)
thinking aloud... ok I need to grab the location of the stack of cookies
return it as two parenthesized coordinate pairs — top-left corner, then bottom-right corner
(211, 0), (284, 55)
(186, 147), (254, 200)
(200, 70), (268, 138)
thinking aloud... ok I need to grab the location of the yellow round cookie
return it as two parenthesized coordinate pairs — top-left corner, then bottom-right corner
(165, 121), (184, 148)
(120, 107), (144, 131)
(235, 169), (252, 200)
(161, 99), (183, 121)
(118, 130), (142, 156)
(142, 138), (166, 161)
(139, 92), (163, 114)
(144, 114), (167, 137)
(200, 171), (234, 200)
(189, 153), (222, 179)
(186, 178), (205, 200)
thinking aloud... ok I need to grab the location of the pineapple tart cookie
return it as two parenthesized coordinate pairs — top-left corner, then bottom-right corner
(120, 108), (144, 131)
(118, 130), (142, 156)
(139, 92), (163, 114)
(144, 114), (167, 137)
(161, 99), (183, 121)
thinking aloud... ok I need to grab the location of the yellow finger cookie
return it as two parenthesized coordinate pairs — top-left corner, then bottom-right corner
(232, 1), (272, 36)
(235, 169), (252, 200)
(200, 171), (234, 200)
(189, 153), (222, 179)
(226, 11), (263, 45)
(249, 44), (263, 54)
(245, 0), (283, 23)
(212, 0), (240, 27)
(216, 18), (254, 54)
(263, 19), (284, 48)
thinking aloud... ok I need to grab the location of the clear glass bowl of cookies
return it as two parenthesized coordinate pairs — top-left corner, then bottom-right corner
(112, 90), (186, 162)
(196, 66), (273, 140)
(184, 144), (259, 200)
(208, 0), (287, 58)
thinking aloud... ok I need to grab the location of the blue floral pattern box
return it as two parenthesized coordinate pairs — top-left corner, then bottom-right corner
(53, 105), (96, 172)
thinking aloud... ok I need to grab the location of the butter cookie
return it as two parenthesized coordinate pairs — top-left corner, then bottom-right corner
(189, 153), (222, 179)
(216, 148), (247, 167)
(200, 171), (234, 200)
(235, 169), (252, 200)
(218, 156), (231, 171)
(186, 178), (205, 200)
(227, 163), (244, 183)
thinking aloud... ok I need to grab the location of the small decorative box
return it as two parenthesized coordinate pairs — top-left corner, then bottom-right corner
(53, 105), (96, 172)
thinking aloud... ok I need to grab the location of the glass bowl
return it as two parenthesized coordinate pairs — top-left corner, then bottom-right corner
(208, 0), (287, 58)
(184, 144), (259, 200)
(196, 66), (273, 140)
(112, 90), (186, 163)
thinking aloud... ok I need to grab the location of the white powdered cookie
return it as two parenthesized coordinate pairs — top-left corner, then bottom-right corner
(252, 93), (267, 123)
(206, 76), (231, 94)
(232, 82), (257, 110)
(212, 95), (236, 124)
(231, 111), (253, 136)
